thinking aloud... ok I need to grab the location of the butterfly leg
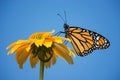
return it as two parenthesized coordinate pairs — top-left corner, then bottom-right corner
(54, 31), (65, 36)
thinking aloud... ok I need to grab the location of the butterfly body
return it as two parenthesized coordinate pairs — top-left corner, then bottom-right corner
(64, 23), (110, 56)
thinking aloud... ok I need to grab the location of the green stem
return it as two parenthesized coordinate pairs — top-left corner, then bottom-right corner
(40, 61), (44, 80)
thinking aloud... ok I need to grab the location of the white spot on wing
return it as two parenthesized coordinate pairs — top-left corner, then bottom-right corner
(96, 36), (100, 40)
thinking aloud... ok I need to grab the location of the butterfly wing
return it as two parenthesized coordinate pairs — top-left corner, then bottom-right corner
(65, 27), (110, 56)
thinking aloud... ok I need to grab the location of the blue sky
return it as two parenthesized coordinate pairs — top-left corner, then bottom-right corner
(0, 0), (120, 80)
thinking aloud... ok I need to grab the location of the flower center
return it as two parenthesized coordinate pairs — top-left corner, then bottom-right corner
(29, 32), (52, 39)
(31, 43), (53, 62)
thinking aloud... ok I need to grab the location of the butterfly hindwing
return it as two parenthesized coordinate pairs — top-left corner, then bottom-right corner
(65, 26), (110, 56)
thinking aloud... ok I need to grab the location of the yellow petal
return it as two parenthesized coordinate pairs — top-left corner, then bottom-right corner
(57, 43), (75, 57)
(7, 45), (21, 55)
(43, 41), (52, 48)
(7, 40), (31, 55)
(45, 53), (57, 68)
(6, 42), (17, 49)
(52, 44), (73, 64)
(15, 45), (30, 68)
(6, 40), (26, 49)
(51, 53), (57, 65)
(26, 43), (32, 52)
(53, 37), (70, 43)
(67, 47), (76, 57)
(42, 32), (53, 38)
(30, 53), (39, 68)
(34, 39), (44, 47)
(57, 43), (69, 52)
(53, 37), (63, 43)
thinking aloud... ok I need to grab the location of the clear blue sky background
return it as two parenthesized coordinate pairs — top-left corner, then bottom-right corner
(0, 0), (120, 80)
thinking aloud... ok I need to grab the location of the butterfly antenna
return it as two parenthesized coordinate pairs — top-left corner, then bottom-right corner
(57, 13), (65, 23)
(64, 11), (67, 24)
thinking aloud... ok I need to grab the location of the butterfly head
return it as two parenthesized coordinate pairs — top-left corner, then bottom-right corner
(64, 23), (69, 30)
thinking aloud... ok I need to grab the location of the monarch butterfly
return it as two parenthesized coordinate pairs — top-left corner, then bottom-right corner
(64, 23), (110, 56)
(57, 13), (110, 56)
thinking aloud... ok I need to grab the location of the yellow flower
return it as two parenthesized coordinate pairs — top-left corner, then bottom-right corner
(6, 30), (75, 68)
